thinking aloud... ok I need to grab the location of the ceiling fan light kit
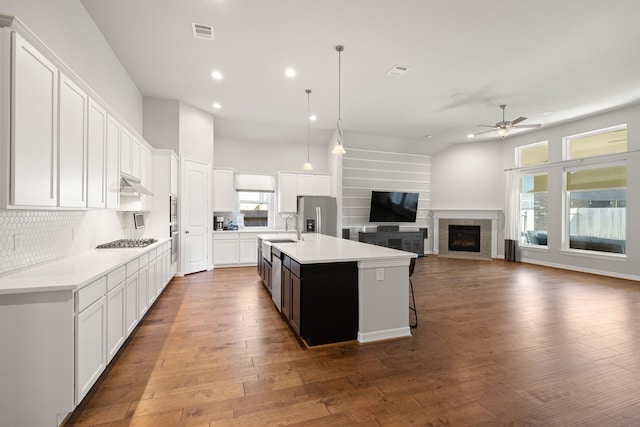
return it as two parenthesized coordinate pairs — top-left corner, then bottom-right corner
(472, 104), (542, 138)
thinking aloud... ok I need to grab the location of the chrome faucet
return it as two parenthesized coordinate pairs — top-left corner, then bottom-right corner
(285, 213), (303, 241)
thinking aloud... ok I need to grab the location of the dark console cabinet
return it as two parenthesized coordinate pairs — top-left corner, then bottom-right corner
(281, 255), (358, 346)
(358, 230), (425, 256)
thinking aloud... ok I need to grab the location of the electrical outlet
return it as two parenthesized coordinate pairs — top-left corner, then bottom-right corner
(14, 234), (24, 253)
(376, 268), (384, 281)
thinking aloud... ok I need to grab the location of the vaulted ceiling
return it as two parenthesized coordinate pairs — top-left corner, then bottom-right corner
(81, 0), (640, 154)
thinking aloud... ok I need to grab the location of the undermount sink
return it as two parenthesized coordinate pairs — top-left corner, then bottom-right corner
(267, 238), (297, 243)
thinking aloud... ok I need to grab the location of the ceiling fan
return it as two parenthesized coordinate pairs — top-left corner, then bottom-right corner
(471, 104), (541, 138)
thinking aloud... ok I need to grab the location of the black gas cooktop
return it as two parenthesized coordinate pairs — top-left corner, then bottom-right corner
(96, 238), (157, 249)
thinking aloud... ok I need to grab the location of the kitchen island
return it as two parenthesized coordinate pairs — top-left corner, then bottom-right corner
(261, 233), (417, 346)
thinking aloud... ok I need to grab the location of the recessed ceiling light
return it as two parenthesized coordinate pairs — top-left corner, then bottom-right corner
(467, 133), (475, 139)
(424, 134), (433, 139)
(212, 102), (221, 109)
(211, 70), (223, 80)
(309, 115), (317, 121)
(285, 68), (296, 78)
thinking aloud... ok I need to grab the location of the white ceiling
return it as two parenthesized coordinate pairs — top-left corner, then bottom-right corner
(80, 0), (640, 154)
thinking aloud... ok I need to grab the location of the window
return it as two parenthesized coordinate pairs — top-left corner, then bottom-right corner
(565, 125), (627, 160)
(237, 191), (272, 227)
(518, 141), (548, 167)
(565, 164), (626, 254)
(520, 173), (548, 246)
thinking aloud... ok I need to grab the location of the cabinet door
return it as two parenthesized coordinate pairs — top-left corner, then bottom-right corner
(120, 127), (132, 176)
(124, 273), (138, 336)
(12, 34), (59, 207)
(297, 174), (314, 196)
(75, 296), (106, 404)
(291, 273), (301, 334)
(213, 238), (239, 265)
(106, 281), (125, 362)
(170, 155), (178, 196)
(313, 175), (331, 196)
(148, 258), (157, 305)
(239, 236), (258, 264)
(282, 267), (291, 320)
(131, 138), (141, 180)
(58, 73), (88, 208)
(137, 265), (148, 317)
(105, 115), (120, 209)
(278, 172), (297, 213)
(140, 146), (153, 211)
(87, 98), (107, 208)
(213, 169), (235, 211)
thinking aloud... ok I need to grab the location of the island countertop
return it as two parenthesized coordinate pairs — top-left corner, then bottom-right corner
(267, 233), (416, 264)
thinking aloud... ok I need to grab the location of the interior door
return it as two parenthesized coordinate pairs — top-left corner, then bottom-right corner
(182, 158), (210, 274)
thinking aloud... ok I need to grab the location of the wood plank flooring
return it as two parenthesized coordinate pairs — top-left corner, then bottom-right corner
(65, 257), (640, 426)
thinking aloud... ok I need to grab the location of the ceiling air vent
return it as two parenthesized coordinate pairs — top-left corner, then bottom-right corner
(192, 23), (214, 40)
(386, 65), (410, 77)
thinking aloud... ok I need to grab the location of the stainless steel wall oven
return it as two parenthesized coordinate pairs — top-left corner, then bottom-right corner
(170, 224), (178, 263)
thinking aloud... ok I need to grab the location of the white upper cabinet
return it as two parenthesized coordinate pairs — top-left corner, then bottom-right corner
(87, 98), (107, 208)
(170, 155), (178, 196)
(120, 127), (132, 177)
(11, 33), (59, 207)
(297, 174), (314, 196)
(277, 172), (298, 213)
(213, 169), (235, 212)
(313, 174), (331, 196)
(131, 137), (141, 180)
(58, 72), (88, 208)
(105, 114), (120, 209)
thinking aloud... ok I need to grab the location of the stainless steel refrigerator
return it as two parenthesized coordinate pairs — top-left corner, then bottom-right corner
(297, 196), (337, 237)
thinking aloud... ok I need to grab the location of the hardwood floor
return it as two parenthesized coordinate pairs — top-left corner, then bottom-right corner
(65, 257), (640, 426)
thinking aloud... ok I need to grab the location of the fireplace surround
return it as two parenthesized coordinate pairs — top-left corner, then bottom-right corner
(432, 210), (501, 260)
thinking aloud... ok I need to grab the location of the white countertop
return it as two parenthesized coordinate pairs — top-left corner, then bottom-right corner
(0, 238), (170, 295)
(270, 233), (416, 264)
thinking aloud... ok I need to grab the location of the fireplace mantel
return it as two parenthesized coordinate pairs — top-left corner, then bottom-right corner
(432, 210), (502, 259)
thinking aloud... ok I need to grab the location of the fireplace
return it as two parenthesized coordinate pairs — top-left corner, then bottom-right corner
(448, 225), (481, 252)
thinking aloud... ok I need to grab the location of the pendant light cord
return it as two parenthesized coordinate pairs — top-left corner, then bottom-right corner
(336, 45), (344, 144)
(307, 90), (311, 162)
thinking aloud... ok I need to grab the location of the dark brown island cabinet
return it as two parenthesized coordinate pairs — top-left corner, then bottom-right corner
(280, 253), (359, 346)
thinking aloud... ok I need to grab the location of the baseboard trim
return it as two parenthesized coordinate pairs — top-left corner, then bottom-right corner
(358, 327), (411, 343)
(522, 258), (640, 282)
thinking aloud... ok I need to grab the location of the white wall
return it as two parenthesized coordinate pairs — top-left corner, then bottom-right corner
(143, 97), (179, 151)
(0, 0), (143, 131)
(431, 103), (640, 280)
(214, 137), (329, 174)
(179, 103), (214, 163)
(431, 140), (504, 210)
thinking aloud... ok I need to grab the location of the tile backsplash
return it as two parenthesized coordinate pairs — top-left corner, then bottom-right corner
(0, 209), (139, 275)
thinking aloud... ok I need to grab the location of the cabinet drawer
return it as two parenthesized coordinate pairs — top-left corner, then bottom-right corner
(126, 259), (139, 277)
(240, 233), (259, 240)
(107, 266), (126, 291)
(76, 277), (107, 312)
(138, 253), (149, 267)
(214, 232), (239, 240)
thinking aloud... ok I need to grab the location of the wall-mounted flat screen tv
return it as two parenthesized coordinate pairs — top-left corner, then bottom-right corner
(368, 191), (419, 222)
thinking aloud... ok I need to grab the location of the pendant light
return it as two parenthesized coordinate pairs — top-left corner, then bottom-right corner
(332, 45), (346, 155)
(302, 89), (313, 170)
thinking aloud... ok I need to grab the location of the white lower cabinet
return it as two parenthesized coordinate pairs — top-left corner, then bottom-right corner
(214, 233), (240, 266)
(75, 293), (106, 404)
(240, 233), (259, 264)
(124, 272), (138, 337)
(106, 281), (125, 362)
(138, 263), (149, 318)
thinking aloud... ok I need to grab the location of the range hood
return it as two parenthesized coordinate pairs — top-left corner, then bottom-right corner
(120, 175), (153, 196)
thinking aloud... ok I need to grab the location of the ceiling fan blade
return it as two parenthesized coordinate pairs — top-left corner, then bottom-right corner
(510, 116), (527, 125)
(477, 125), (497, 128)
(472, 129), (497, 136)
(513, 124), (542, 129)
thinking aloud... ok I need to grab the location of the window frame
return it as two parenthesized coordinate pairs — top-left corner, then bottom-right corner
(563, 124), (627, 161)
(236, 190), (274, 229)
(562, 160), (627, 257)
